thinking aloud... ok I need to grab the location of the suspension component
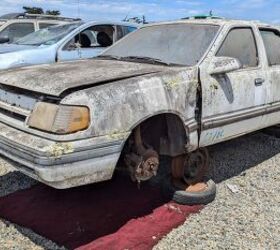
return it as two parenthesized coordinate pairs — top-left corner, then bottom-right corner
(125, 126), (160, 184)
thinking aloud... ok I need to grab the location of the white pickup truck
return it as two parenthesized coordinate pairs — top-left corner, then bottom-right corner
(0, 18), (279, 204)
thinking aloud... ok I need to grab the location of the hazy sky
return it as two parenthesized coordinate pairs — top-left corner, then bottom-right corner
(0, 0), (280, 24)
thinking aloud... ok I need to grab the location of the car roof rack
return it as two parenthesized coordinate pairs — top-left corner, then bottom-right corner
(0, 13), (81, 22)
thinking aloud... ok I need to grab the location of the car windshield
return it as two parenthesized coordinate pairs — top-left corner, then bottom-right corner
(14, 22), (83, 46)
(102, 23), (219, 66)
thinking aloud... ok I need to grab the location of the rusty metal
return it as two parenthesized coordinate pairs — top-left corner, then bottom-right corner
(171, 148), (209, 185)
(172, 177), (208, 192)
(185, 182), (208, 192)
(134, 125), (147, 156)
(125, 126), (159, 183)
(171, 155), (185, 179)
(183, 148), (209, 184)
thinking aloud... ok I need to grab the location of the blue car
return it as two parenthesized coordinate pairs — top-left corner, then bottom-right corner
(0, 20), (139, 70)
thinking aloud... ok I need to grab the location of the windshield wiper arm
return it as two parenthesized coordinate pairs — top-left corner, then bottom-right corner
(97, 55), (182, 66)
(120, 56), (170, 65)
(97, 55), (122, 60)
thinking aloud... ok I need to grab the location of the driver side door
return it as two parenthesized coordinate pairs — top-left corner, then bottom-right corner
(199, 26), (268, 147)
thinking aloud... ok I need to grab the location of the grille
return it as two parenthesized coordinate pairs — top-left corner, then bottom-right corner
(0, 88), (37, 122)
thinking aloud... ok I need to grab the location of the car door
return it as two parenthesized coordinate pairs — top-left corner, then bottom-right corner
(258, 27), (280, 128)
(199, 25), (268, 147)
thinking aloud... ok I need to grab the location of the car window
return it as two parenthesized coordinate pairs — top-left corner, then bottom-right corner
(217, 27), (258, 68)
(116, 26), (124, 41)
(68, 25), (114, 49)
(116, 26), (137, 40)
(0, 22), (35, 43)
(102, 24), (219, 66)
(39, 23), (57, 29)
(15, 22), (82, 46)
(259, 28), (280, 66)
(126, 26), (137, 33)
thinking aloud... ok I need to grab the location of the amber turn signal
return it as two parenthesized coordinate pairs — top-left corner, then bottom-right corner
(28, 102), (90, 134)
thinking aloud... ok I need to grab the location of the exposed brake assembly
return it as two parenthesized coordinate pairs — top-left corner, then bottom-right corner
(125, 126), (160, 187)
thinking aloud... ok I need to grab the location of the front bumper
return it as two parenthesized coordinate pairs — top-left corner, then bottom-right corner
(0, 122), (127, 189)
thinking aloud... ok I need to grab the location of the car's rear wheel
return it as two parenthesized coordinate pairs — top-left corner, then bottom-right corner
(163, 148), (216, 205)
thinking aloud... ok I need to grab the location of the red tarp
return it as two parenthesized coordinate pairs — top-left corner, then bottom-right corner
(0, 175), (202, 250)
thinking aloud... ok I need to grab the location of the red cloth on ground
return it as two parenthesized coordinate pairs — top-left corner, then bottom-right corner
(0, 175), (202, 250)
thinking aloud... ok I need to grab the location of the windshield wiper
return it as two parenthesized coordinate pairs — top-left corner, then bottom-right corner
(97, 55), (182, 66)
(119, 56), (179, 66)
(97, 55), (122, 60)
(120, 56), (168, 65)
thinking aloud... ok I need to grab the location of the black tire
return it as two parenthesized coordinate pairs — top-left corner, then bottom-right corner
(163, 179), (216, 205)
(263, 125), (280, 138)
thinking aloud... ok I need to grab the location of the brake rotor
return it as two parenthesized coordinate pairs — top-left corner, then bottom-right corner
(135, 149), (159, 182)
(171, 148), (209, 185)
(183, 148), (209, 185)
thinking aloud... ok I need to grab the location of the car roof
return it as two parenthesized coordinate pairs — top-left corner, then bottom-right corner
(84, 20), (140, 27)
(0, 13), (80, 22)
(143, 18), (274, 29)
(48, 20), (140, 29)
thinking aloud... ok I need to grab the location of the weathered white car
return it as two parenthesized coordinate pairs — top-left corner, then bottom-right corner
(0, 19), (279, 196)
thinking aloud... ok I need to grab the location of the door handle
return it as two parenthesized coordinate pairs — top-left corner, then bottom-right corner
(255, 78), (265, 86)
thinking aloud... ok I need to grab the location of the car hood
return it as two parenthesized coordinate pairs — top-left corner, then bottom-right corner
(0, 44), (38, 54)
(0, 59), (170, 97)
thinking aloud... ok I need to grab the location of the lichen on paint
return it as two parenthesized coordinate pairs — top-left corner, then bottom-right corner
(163, 76), (181, 90)
(47, 143), (74, 157)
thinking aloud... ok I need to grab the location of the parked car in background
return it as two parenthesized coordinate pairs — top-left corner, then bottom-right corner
(0, 20), (138, 70)
(0, 13), (79, 44)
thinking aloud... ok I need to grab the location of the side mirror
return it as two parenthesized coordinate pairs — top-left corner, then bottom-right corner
(208, 57), (242, 75)
(0, 37), (10, 44)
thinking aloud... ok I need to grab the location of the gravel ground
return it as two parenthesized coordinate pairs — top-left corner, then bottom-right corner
(0, 132), (279, 249)
(155, 132), (280, 250)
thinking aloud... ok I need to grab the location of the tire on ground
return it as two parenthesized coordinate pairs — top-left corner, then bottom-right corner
(163, 179), (216, 205)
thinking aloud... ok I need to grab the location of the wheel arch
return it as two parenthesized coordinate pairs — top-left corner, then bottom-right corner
(121, 111), (190, 157)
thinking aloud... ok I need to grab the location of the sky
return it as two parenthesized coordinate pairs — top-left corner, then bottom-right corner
(0, 0), (280, 24)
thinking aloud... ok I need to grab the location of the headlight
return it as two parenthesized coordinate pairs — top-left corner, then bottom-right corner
(27, 102), (90, 134)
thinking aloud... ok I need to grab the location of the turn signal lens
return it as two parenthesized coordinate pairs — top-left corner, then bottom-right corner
(28, 102), (90, 134)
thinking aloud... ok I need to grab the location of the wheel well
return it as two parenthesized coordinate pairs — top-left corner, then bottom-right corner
(124, 113), (187, 157)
